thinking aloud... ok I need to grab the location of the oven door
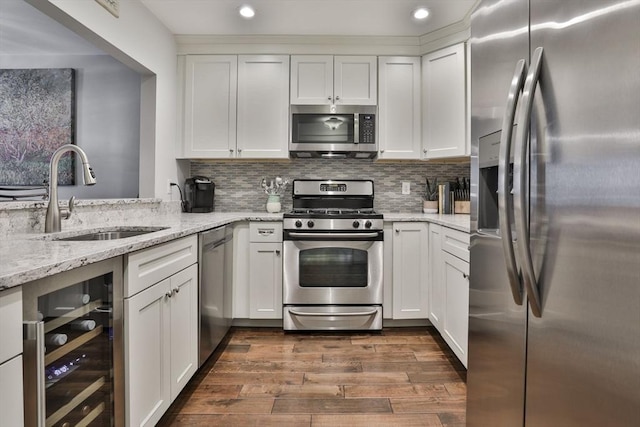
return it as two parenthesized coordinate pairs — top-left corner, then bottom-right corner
(283, 232), (383, 305)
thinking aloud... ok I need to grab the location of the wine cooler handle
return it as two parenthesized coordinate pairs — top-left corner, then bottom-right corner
(514, 46), (544, 318)
(24, 321), (46, 427)
(498, 58), (527, 306)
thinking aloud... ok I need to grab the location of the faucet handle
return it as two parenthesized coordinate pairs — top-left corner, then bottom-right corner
(62, 196), (76, 220)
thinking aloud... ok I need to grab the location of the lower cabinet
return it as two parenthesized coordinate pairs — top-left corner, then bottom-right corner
(124, 236), (198, 427)
(0, 286), (23, 427)
(442, 251), (469, 367)
(428, 224), (470, 367)
(391, 222), (429, 319)
(249, 222), (283, 319)
(125, 264), (197, 427)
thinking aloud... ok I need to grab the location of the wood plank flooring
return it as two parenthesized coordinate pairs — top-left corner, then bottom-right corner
(158, 327), (466, 427)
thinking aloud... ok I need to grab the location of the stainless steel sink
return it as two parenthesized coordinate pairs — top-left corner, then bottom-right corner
(52, 226), (169, 241)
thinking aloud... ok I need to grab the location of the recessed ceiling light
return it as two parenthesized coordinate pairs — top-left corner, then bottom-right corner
(413, 7), (430, 20)
(239, 5), (255, 19)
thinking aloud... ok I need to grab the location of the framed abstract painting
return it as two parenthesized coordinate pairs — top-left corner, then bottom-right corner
(0, 68), (76, 186)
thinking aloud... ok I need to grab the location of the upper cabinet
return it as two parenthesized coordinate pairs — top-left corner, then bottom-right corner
(421, 43), (468, 159)
(180, 55), (290, 159)
(378, 56), (422, 159)
(290, 55), (377, 105)
(237, 55), (290, 158)
(182, 55), (237, 158)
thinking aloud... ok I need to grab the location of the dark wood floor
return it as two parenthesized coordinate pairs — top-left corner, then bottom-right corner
(158, 326), (467, 426)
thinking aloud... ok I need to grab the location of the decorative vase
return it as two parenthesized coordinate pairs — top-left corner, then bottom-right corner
(266, 195), (281, 213)
(423, 200), (438, 214)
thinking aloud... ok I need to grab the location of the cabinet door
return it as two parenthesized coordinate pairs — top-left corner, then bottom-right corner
(378, 57), (422, 159)
(290, 55), (333, 104)
(237, 55), (290, 158)
(428, 224), (444, 331)
(392, 222), (429, 319)
(0, 355), (24, 427)
(249, 242), (283, 319)
(334, 56), (377, 105)
(442, 251), (469, 367)
(168, 264), (198, 401)
(183, 55), (237, 158)
(422, 43), (467, 159)
(125, 279), (171, 427)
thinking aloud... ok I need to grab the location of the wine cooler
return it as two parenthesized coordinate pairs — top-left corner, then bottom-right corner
(23, 257), (124, 427)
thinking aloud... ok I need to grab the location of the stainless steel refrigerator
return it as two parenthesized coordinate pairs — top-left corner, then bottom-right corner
(467, 1), (640, 426)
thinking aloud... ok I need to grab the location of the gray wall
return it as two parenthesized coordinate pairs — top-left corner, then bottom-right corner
(191, 159), (470, 213)
(0, 54), (141, 199)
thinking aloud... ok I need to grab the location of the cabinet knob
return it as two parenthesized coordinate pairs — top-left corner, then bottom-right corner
(463, 273), (469, 280)
(423, 149), (428, 154)
(174, 287), (180, 294)
(165, 292), (172, 298)
(395, 229), (400, 233)
(327, 96), (333, 101)
(229, 149), (234, 153)
(238, 148), (242, 153)
(335, 95), (340, 101)
(275, 249), (281, 255)
(380, 149), (385, 154)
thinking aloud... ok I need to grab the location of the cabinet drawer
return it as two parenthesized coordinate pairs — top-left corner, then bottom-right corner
(125, 235), (197, 297)
(249, 222), (282, 243)
(0, 287), (22, 363)
(441, 227), (470, 262)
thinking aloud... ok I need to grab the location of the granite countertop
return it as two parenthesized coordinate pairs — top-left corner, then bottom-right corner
(0, 210), (469, 291)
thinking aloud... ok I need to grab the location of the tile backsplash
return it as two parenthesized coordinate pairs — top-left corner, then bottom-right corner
(190, 159), (470, 213)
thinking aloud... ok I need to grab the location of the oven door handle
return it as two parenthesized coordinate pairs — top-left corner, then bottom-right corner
(289, 308), (379, 317)
(287, 232), (380, 239)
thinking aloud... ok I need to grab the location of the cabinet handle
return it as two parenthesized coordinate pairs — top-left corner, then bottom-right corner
(258, 229), (274, 236)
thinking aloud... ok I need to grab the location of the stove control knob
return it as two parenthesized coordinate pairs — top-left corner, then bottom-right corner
(307, 220), (315, 228)
(352, 220), (360, 229)
(365, 220), (372, 229)
(295, 220), (303, 228)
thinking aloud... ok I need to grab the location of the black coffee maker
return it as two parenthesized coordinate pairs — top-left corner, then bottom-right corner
(184, 176), (214, 213)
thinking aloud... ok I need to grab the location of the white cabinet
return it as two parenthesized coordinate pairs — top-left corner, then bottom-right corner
(442, 250), (469, 367)
(249, 222), (283, 319)
(378, 57), (422, 159)
(181, 55), (290, 159)
(182, 55), (237, 158)
(0, 287), (24, 427)
(422, 43), (468, 159)
(125, 236), (198, 427)
(427, 225), (470, 367)
(391, 222), (429, 319)
(428, 224), (444, 330)
(290, 55), (377, 105)
(237, 55), (290, 158)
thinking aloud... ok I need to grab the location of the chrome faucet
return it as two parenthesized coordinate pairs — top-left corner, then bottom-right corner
(45, 144), (97, 233)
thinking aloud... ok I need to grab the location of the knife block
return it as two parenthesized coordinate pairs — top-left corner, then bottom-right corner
(454, 201), (470, 214)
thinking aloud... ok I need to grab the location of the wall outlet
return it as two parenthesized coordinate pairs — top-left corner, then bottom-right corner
(402, 182), (411, 195)
(167, 179), (173, 195)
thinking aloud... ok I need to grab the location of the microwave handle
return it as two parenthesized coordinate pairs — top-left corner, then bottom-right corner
(354, 113), (360, 144)
(23, 321), (46, 427)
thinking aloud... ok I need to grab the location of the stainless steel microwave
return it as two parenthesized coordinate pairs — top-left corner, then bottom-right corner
(289, 105), (377, 159)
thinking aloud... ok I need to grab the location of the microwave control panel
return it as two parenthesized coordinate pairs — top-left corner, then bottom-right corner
(359, 114), (376, 143)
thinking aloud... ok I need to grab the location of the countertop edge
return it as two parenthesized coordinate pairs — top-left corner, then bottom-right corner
(0, 212), (468, 290)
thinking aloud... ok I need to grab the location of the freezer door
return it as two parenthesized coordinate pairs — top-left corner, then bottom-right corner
(467, 0), (529, 426)
(525, 1), (640, 426)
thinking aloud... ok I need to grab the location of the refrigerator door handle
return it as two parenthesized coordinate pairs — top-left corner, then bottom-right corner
(514, 46), (544, 318)
(499, 58), (528, 306)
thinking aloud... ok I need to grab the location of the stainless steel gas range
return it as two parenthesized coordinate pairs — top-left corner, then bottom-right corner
(282, 179), (383, 331)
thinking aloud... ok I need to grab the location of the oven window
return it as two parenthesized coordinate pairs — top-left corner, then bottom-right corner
(292, 114), (354, 143)
(299, 248), (368, 287)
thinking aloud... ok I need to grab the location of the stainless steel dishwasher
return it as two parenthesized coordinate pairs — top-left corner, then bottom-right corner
(198, 226), (233, 366)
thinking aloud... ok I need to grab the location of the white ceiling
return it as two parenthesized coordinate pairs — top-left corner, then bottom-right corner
(140, 0), (477, 37)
